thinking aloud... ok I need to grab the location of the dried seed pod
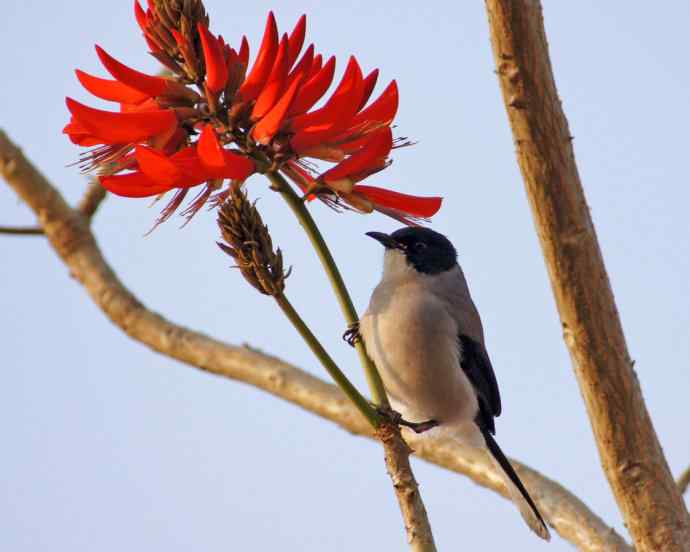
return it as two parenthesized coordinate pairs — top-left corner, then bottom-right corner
(217, 188), (290, 296)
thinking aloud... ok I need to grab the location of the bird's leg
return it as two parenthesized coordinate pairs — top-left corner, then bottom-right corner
(342, 321), (361, 347)
(375, 405), (439, 434)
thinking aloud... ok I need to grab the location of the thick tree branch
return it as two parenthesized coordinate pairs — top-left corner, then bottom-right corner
(484, 2), (690, 550)
(1, 128), (631, 551)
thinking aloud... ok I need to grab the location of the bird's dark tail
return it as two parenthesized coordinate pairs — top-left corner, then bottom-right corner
(481, 427), (551, 541)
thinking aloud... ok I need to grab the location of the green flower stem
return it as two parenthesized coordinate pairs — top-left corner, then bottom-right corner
(266, 171), (390, 410)
(274, 294), (379, 427)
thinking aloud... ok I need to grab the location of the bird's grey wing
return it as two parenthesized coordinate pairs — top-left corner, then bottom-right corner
(458, 335), (501, 434)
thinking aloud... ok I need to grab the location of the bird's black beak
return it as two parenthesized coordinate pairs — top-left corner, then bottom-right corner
(366, 231), (398, 249)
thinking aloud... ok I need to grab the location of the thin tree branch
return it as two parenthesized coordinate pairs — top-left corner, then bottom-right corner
(1, 178), (106, 236)
(0, 225), (43, 235)
(678, 466), (690, 497)
(484, 2), (690, 550)
(77, 179), (107, 220)
(1, 128), (631, 551)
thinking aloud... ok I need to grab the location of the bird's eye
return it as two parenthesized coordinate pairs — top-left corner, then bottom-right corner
(414, 242), (428, 251)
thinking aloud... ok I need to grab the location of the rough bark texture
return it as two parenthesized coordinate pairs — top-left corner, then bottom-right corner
(2, 128), (632, 551)
(377, 423), (436, 551)
(484, 2), (690, 551)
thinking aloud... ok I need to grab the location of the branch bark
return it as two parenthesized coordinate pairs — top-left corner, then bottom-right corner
(484, 2), (690, 550)
(1, 128), (631, 551)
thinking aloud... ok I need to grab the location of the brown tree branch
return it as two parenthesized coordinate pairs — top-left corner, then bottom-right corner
(1, 128), (632, 551)
(1, 177), (106, 236)
(0, 225), (43, 235)
(484, 2), (690, 550)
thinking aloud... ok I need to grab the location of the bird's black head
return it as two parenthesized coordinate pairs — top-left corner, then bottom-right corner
(366, 227), (457, 275)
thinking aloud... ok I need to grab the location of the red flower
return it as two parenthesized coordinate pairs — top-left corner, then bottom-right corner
(64, 5), (442, 225)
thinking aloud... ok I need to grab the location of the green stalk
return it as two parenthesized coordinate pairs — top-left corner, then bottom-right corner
(274, 294), (379, 427)
(266, 171), (390, 409)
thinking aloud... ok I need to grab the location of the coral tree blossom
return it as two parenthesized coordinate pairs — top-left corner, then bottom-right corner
(64, 1), (442, 224)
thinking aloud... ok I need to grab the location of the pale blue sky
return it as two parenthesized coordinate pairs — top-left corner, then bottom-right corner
(2, 2), (688, 550)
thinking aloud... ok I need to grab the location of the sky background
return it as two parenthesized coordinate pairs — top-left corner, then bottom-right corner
(2, 1), (689, 550)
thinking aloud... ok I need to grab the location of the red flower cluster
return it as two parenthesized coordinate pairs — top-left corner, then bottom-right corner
(64, 3), (442, 225)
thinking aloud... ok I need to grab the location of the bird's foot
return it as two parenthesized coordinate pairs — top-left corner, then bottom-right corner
(375, 406), (439, 434)
(342, 321), (361, 347)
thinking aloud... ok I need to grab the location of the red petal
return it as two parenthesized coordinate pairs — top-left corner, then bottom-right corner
(251, 34), (289, 120)
(96, 45), (166, 97)
(354, 185), (443, 217)
(134, 1), (147, 32)
(286, 44), (314, 89)
(252, 65), (306, 144)
(352, 80), (398, 128)
(197, 124), (254, 179)
(358, 69), (379, 111)
(287, 55), (335, 116)
(286, 15), (306, 68)
(99, 171), (173, 198)
(66, 97), (177, 144)
(63, 119), (100, 146)
(136, 145), (184, 184)
(197, 124), (225, 168)
(322, 127), (392, 183)
(238, 12), (278, 102)
(307, 54), (323, 79)
(238, 36), (249, 67)
(198, 23), (229, 93)
(75, 69), (149, 104)
(290, 56), (363, 133)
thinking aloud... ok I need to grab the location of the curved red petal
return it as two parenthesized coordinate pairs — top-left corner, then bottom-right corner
(75, 69), (149, 104)
(197, 124), (225, 168)
(322, 127), (392, 183)
(238, 11), (278, 102)
(290, 56), (363, 133)
(286, 44), (314, 88)
(251, 34), (289, 121)
(286, 14), (306, 69)
(352, 79), (398, 128)
(307, 54), (323, 79)
(66, 97), (177, 144)
(358, 69), (379, 111)
(252, 65), (306, 144)
(238, 36), (249, 67)
(99, 171), (173, 198)
(96, 45), (165, 97)
(63, 119), (100, 146)
(134, 1), (147, 32)
(217, 150), (255, 179)
(287, 55), (335, 117)
(197, 124), (255, 179)
(198, 23), (229, 93)
(353, 185), (443, 218)
(135, 145), (184, 184)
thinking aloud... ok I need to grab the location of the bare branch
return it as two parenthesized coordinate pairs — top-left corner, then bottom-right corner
(1, 128), (631, 551)
(1, 177), (106, 238)
(77, 179), (107, 220)
(484, 2), (690, 550)
(0, 225), (43, 235)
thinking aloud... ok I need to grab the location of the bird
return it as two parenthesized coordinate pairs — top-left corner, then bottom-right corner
(356, 226), (550, 541)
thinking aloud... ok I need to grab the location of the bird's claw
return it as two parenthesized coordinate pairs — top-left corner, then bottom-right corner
(342, 321), (361, 347)
(375, 406), (439, 434)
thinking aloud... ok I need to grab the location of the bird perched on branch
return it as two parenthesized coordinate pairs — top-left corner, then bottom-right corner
(355, 227), (550, 541)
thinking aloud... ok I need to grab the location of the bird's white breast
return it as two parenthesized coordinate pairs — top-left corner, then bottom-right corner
(360, 252), (479, 427)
